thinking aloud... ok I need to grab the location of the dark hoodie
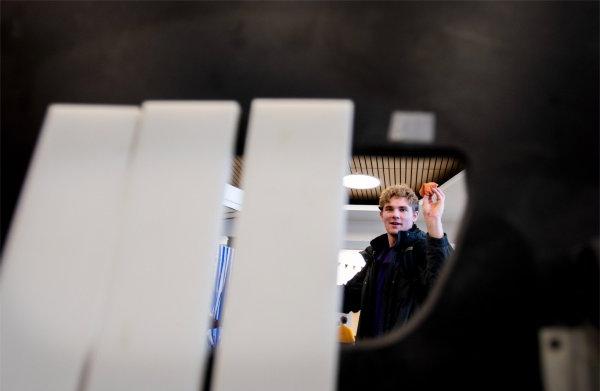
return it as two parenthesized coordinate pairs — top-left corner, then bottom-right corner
(342, 224), (452, 339)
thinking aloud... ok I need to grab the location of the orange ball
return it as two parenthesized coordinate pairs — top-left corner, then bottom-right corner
(419, 182), (438, 197)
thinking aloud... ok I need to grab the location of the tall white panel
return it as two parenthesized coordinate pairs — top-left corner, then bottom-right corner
(87, 101), (239, 391)
(213, 99), (353, 391)
(1, 105), (139, 391)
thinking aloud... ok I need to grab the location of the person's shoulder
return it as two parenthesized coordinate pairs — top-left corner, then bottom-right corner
(360, 246), (375, 262)
(369, 233), (389, 251)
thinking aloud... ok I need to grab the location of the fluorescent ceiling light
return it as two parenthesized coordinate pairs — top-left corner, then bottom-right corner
(343, 174), (380, 189)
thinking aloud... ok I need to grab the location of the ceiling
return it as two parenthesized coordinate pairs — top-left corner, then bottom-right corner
(230, 155), (464, 205)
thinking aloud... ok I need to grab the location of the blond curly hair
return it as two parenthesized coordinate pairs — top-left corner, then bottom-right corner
(378, 184), (419, 211)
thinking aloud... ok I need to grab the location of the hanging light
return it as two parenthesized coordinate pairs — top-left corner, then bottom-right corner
(343, 174), (380, 189)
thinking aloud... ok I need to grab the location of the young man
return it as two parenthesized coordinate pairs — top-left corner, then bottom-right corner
(342, 184), (452, 340)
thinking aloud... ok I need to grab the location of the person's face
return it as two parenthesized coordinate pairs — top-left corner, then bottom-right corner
(380, 197), (418, 235)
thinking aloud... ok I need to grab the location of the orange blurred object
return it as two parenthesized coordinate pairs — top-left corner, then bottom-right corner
(419, 182), (438, 197)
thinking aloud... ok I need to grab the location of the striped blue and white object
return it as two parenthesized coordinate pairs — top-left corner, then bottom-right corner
(208, 244), (234, 346)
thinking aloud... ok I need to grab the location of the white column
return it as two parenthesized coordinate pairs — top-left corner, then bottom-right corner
(213, 99), (353, 391)
(87, 101), (239, 391)
(1, 105), (139, 391)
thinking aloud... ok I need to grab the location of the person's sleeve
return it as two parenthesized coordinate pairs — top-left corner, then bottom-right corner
(420, 234), (452, 288)
(341, 247), (372, 313)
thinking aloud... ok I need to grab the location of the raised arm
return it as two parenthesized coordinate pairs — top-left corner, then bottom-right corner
(420, 187), (452, 287)
(421, 187), (445, 239)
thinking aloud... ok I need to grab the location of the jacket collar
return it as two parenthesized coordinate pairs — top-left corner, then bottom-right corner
(370, 224), (424, 252)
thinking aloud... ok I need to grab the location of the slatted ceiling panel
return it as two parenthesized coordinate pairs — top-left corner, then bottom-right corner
(353, 156), (363, 200)
(399, 157), (405, 184)
(363, 156), (373, 200)
(440, 158), (447, 179)
(359, 156), (368, 200)
(230, 156), (243, 188)
(234, 156), (242, 187)
(360, 156), (368, 199)
(366, 156), (378, 200)
(378, 156), (386, 195)
(450, 157), (457, 174)
(440, 156), (448, 177)
(414, 157), (419, 189)
(390, 156), (395, 189)
(406, 157), (411, 188)
(425, 158), (432, 183)
(409, 158), (414, 186)
(376, 156), (385, 198)
(229, 155), (464, 205)
(414, 157), (419, 187)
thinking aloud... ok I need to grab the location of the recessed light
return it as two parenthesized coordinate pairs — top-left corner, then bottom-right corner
(343, 174), (380, 189)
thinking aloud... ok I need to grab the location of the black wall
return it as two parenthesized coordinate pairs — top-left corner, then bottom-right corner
(3, 2), (597, 249)
(1, 2), (598, 389)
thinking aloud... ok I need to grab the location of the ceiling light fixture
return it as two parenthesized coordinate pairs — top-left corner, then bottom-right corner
(343, 174), (380, 189)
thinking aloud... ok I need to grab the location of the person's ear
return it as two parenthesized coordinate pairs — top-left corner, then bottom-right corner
(412, 209), (419, 222)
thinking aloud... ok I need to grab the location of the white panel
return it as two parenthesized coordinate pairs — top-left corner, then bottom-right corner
(416, 170), (467, 245)
(539, 327), (597, 391)
(214, 99), (353, 391)
(0, 105), (139, 391)
(87, 102), (239, 391)
(223, 183), (243, 211)
(388, 110), (435, 143)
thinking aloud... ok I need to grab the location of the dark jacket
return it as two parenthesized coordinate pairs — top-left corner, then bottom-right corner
(342, 224), (452, 339)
